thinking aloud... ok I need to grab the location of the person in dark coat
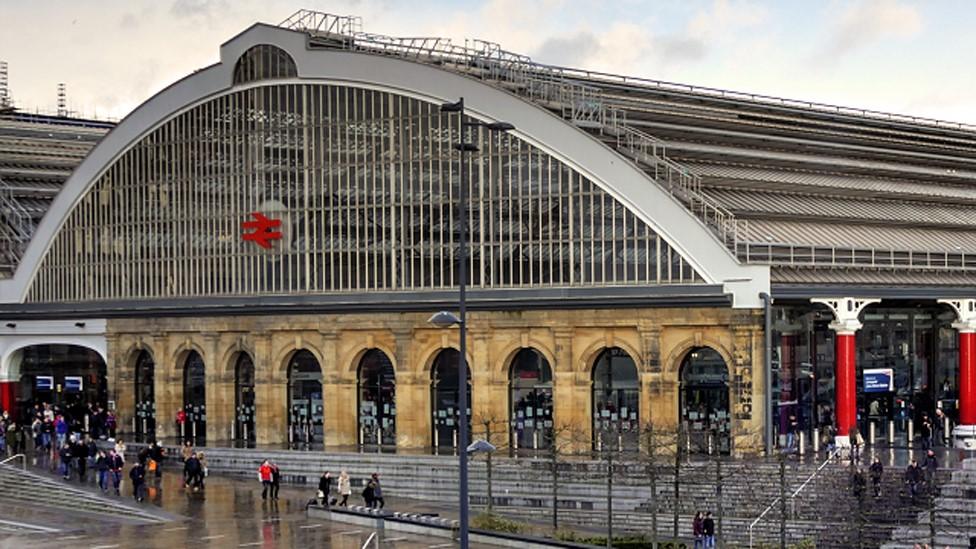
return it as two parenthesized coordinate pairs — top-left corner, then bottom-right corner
(58, 442), (72, 480)
(362, 476), (375, 508)
(702, 511), (715, 548)
(72, 438), (88, 482)
(184, 452), (203, 491)
(904, 459), (921, 502)
(851, 467), (866, 501)
(370, 473), (384, 509)
(270, 461), (281, 500)
(95, 450), (110, 492)
(869, 458), (884, 498)
(130, 461), (147, 502)
(922, 449), (938, 486)
(318, 471), (333, 506)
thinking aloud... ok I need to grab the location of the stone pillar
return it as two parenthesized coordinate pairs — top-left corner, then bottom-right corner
(638, 326), (661, 427)
(203, 333), (227, 443)
(154, 336), (179, 443)
(392, 329), (427, 450)
(551, 329), (578, 447)
(938, 299), (976, 449)
(253, 335), (283, 445)
(812, 298), (878, 447)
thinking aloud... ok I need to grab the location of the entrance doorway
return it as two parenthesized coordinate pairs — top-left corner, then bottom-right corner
(288, 350), (323, 449)
(591, 347), (640, 452)
(235, 353), (256, 447)
(680, 347), (731, 455)
(357, 349), (396, 450)
(431, 349), (470, 453)
(182, 351), (206, 444)
(509, 348), (553, 454)
(15, 344), (107, 433)
(134, 350), (155, 443)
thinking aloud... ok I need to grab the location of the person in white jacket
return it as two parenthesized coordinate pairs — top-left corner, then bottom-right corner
(337, 470), (351, 507)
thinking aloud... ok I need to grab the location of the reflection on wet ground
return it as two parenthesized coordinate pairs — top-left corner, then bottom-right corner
(0, 458), (473, 549)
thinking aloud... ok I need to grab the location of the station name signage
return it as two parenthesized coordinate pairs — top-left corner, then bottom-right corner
(863, 368), (894, 393)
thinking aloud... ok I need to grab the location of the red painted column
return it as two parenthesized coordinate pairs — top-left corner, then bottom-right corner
(960, 331), (976, 426)
(0, 381), (16, 421)
(835, 332), (857, 439)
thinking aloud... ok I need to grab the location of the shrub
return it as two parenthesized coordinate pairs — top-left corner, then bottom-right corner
(471, 512), (526, 534)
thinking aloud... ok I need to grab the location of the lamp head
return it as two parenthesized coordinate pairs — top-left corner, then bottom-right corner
(428, 311), (462, 328)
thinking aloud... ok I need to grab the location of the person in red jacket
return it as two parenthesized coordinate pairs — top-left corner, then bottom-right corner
(258, 459), (273, 500)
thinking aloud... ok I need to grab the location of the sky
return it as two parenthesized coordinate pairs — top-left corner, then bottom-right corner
(1, 0), (974, 124)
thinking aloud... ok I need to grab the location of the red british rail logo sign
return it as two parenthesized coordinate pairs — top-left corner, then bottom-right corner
(242, 212), (282, 249)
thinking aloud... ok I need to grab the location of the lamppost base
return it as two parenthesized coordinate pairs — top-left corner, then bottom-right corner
(952, 424), (976, 450)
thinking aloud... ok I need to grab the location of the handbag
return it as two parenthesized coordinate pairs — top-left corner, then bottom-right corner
(316, 490), (325, 499)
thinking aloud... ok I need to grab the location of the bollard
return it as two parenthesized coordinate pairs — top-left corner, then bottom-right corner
(244, 423), (249, 443)
(813, 428), (820, 453)
(376, 425), (381, 446)
(360, 426), (365, 447)
(288, 423), (293, 444)
(799, 431), (806, 456)
(513, 429), (518, 452)
(907, 421), (914, 448)
(533, 430), (539, 450)
(888, 420), (895, 446)
(869, 421), (876, 445)
(453, 429), (458, 450)
(142, 419), (147, 439)
(944, 417), (951, 446)
(132, 417), (137, 436)
(85, 415), (89, 433)
(192, 421), (197, 442)
(618, 434), (623, 452)
(231, 422), (236, 442)
(708, 433), (714, 455)
(434, 428), (439, 449)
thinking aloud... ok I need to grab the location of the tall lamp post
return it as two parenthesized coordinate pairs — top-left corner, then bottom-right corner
(429, 97), (514, 549)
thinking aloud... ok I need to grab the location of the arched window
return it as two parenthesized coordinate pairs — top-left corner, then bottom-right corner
(680, 347), (731, 455)
(288, 350), (323, 449)
(509, 348), (553, 453)
(431, 349), (471, 452)
(134, 350), (155, 442)
(233, 44), (297, 84)
(235, 353), (256, 447)
(358, 349), (396, 449)
(592, 347), (640, 451)
(183, 351), (206, 444)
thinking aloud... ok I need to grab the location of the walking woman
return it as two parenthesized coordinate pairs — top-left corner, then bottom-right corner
(337, 470), (351, 507)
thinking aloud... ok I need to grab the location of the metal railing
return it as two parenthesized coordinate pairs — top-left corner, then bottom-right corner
(0, 177), (34, 275)
(361, 531), (378, 549)
(748, 450), (840, 548)
(0, 454), (27, 470)
(737, 241), (976, 271)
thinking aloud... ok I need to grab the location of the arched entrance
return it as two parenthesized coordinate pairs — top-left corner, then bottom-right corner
(680, 347), (731, 455)
(288, 350), (323, 449)
(234, 353), (256, 447)
(15, 344), (107, 434)
(358, 349), (396, 450)
(431, 349), (471, 453)
(183, 351), (206, 444)
(592, 347), (640, 452)
(133, 350), (155, 443)
(509, 348), (553, 453)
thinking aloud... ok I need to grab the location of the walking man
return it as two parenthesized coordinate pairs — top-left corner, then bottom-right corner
(702, 511), (716, 548)
(370, 473), (384, 509)
(270, 461), (281, 500)
(130, 460), (147, 502)
(869, 458), (883, 498)
(258, 459), (273, 500)
(109, 449), (124, 495)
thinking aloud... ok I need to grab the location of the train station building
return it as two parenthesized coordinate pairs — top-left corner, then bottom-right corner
(1, 11), (974, 456)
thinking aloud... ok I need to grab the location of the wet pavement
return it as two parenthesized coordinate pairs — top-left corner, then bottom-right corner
(0, 457), (479, 549)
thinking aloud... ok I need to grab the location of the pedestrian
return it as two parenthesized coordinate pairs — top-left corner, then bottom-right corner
(362, 475), (375, 508)
(904, 459), (921, 502)
(786, 415), (798, 451)
(851, 467), (866, 500)
(920, 414), (933, 451)
(318, 471), (333, 506)
(105, 410), (117, 439)
(58, 442), (72, 480)
(198, 451), (208, 488)
(702, 511), (715, 548)
(337, 470), (351, 507)
(73, 436), (88, 482)
(109, 449), (124, 495)
(130, 460), (147, 502)
(95, 450), (110, 492)
(149, 442), (166, 480)
(258, 459), (273, 500)
(848, 426), (863, 463)
(933, 408), (947, 446)
(869, 458), (883, 498)
(181, 440), (193, 463)
(371, 473), (384, 509)
(270, 461), (281, 500)
(114, 438), (126, 463)
(922, 449), (938, 486)
(692, 511), (704, 549)
(184, 452), (203, 491)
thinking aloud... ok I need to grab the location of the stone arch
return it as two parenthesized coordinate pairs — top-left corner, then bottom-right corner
(120, 340), (158, 372)
(172, 339), (208, 375)
(219, 336), (256, 376)
(341, 340), (399, 378)
(494, 338), (557, 382)
(665, 337), (735, 379)
(577, 336), (643, 378)
(274, 341), (325, 376)
(416, 343), (475, 378)
(677, 345), (732, 455)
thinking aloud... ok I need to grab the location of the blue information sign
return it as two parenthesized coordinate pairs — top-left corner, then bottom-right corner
(64, 376), (84, 392)
(864, 368), (894, 393)
(35, 376), (54, 391)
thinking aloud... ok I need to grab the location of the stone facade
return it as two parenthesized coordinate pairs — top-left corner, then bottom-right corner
(107, 306), (766, 455)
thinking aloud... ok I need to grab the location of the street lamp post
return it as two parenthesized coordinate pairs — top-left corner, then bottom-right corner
(429, 97), (514, 549)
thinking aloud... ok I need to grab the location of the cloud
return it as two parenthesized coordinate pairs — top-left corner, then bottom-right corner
(119, 13), (139, 29)
(534, 32), (600, 68)
(687, 0), (767, 39)
(820, 0), (922, 59)
(170, 0), (229, 20)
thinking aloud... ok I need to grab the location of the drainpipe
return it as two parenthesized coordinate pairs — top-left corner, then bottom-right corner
(760, 292), (773, 456)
